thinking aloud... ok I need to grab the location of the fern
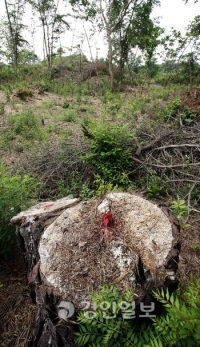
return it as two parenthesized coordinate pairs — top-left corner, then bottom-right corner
(149, 277), (200, 346)
(75, 279), (200, 347)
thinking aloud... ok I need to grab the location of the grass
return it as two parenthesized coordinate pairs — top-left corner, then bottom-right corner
(0, 71), (195, 187)
(62, 109), (77, 122)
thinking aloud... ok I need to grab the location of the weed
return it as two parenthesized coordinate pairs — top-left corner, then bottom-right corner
(62, 110), (76, 122)
(94, 176), (119, 196)
(62, 102), (70, 109)
(82, 115), (93, 127)
(38, 80), (52, 92)
(170, 197), (190, 220)
(147, 175), (166, 200)
(66, 63), (74, 71)
(0, 130), (16, 150)
(57, 179), (71, 198)
(79, 106), (88, 113)
(191, 187), (200, 206)
(105, 102), (121, 116)
(60, 129), (73, 138)
(14, 144), (24, 152)
(42, 100), (57, 109)
(9, 110), (46, 141)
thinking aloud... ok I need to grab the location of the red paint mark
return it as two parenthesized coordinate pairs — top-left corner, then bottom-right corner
(102, 212), (114, 228)
(100, 213), (115, 240)
(44, 203), (54, 209)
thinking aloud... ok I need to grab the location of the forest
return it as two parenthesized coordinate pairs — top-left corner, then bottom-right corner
(0, 0), (200, 346)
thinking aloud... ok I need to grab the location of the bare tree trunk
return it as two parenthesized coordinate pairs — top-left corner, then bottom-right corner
(42, 18), (47, 61)
(99, 0), (136, 90)
(107, 28), (114, 90)
(99, 0), (114, 90)
(4, 0), (17, 75)
(83, 23), (93, 62)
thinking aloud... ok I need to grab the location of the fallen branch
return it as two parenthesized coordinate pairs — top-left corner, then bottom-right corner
(131, 156), (200, 169)
(135, 131), (174, 156)
(154, 144), (200, 150)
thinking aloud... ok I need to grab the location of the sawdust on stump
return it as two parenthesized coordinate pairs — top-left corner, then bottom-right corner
(34, 192), (181, 306)
(10, 192), (181, 346)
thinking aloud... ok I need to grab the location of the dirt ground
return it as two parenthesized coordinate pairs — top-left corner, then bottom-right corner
(0, 242), (37, 347)
(178, 218), (200, 282)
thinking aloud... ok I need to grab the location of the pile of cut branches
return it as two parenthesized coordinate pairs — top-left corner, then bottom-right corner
(18, 139), (94, 199)
(16, 123), (200, 218)
(131, 124), (200, 215)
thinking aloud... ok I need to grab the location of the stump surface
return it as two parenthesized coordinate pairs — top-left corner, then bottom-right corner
(39, 192), (176, 306)
(11, 192), (181, 346)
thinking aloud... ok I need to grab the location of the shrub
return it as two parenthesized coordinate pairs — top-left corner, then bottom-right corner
(150, 277), (200, 346)
(83, 122), (134, 188)
(22, 139), (94, 199)
(15, 86), (34, 100)
(0, 165), (39, 257)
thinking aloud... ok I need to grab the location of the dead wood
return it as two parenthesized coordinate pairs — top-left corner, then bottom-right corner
(11, 192), (181, 346)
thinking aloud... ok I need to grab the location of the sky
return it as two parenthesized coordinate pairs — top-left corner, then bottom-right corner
(0, 0), (199, 61)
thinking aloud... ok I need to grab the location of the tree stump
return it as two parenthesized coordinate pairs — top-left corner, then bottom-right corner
(11, 192), (181, 347)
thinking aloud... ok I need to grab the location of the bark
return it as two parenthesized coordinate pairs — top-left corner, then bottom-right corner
(11, 193), (181, 346)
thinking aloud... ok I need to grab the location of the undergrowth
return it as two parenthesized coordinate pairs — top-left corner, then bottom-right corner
(83, 121), (135, 190)
(0, 164), (39, 257)
(76, 278), (200, 347)
(159, 97), (197, 125)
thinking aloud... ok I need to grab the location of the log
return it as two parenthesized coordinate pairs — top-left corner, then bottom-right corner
(11, 192), (181, 346)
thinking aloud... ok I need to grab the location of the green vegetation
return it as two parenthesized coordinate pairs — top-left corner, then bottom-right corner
(170, 198), (190, 221)
(76, 278), (200, 346)
(0, 1), (200, 341)
(159, 97), (197, 126)
(84, 122), (134, 188)
(0, 165), (39, 257)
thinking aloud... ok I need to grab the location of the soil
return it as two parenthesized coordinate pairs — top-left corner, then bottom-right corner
(178, 219), (200, 282)
(0, 242), (37, 347)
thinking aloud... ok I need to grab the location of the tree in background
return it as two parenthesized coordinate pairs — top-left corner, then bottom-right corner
(28, 0), (69, 69)
(3, 0), (27, 74)
(112, 0), (163, 82)
(158, 15), (200, 87)
(70, 0), (161, 89)
(18, 49), (40, 64)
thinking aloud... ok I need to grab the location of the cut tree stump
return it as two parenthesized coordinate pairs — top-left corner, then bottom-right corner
(11, 192), (181, 347)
